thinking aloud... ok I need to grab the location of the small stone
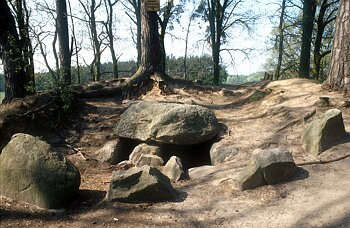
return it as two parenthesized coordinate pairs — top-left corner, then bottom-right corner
(135, 154), (164, 167)
(95, 139), (122, 164)
(116, 160), (134, 170)
(162, 156), (185, 182)
(129, 143), (162, 165)
(210, 141), (239, 165)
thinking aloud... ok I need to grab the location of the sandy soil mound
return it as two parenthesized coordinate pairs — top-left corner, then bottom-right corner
(1, 78), (350, 227)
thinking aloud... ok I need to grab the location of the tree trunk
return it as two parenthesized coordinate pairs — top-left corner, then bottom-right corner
(122, 0), (168, 97)
(104, 0), (119, 78)
(91, 0), (101, 81)
(299, 0), (317, 78)
(140, 1), (162, 73)
(159, 0), (174, 74)
(0, 0), (26, 102)
(68, 0), (81, 84)
(327, 0), (350, 93)
(313, 0), (327, 80)
(136, 0), (142, 67)
(56, 0), (71, 84)
(312, 0), (338, 81)
(159, 31), (166, 73)
(207, 0), (224, 85)
(79, 0), (102, 82)
(274, 0), (286, 81)
(212, 44), (220, 85)
(15, 0), (36, 93)
(184, 15), (193, 80)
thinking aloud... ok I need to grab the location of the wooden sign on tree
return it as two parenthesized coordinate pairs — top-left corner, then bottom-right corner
(145, 0), (160, 11)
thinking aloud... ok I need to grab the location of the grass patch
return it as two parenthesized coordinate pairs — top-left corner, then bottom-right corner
(0, 92), (4, 102)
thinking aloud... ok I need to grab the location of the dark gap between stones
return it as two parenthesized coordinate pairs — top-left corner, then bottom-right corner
(117, 137), (214, 169)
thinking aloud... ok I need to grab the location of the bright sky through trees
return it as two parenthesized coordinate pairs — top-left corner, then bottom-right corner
(0, 0), (278, 76)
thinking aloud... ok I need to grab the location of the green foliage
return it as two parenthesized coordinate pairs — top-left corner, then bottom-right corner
(25, 81), (36, 93)
(34, 72), (57, 91)
(3, 56), (228, 95)
(265, 0), (338, 81)
(166, 55), (229, 85)
(226, 71), (264, 85)
(58, 85), (74, 112)
(0, 92), (4, 102)
(265, 20), (302, 79)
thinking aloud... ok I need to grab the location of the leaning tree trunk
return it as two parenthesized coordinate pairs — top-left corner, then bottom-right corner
(0, 0), (26, 102)
(327, 0), (350, 93)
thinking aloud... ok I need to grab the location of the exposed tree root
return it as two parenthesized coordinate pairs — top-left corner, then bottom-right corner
(297, 153), (350, 166)
(74, 86), (123, 98)
(276, 119), (300, 132)
(121, 66), (152, 99)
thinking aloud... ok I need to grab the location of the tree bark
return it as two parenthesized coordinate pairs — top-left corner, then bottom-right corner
(122, 0), (168, 97)
(140, 1), (162, 73)
(136, 0), (141, 67)
(0, 0), (27, 102)
(207, 0), (223, 85)
(327, 0), (350, 93)
(15, 0), (36, 93)
(56, 0), (72, 84)
(312, 0), (338, 81)
(299, 0), (317, 78)
(184, 14), (193, 80)
(91, 0), (101, 81)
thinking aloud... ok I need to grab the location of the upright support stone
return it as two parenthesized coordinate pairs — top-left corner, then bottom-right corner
(0, 133), (80, 209)
(302, 109), (347, 156)
(236, 148), (297, 191)
(162, 156), (185, 182)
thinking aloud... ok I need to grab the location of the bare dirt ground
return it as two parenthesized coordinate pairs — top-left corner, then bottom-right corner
(1, 78), (350, 227)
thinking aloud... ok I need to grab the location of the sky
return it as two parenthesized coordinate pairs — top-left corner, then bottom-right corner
(1, 0), (280, 76)
(111, 0), (279, 75)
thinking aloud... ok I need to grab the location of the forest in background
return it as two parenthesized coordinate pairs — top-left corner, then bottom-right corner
(0, 0), (348, 103)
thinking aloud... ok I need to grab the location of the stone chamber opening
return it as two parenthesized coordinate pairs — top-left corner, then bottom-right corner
(117, 137), (215, 169)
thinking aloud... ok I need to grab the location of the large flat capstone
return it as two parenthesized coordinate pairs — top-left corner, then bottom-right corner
(115, 102), (220, 145)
